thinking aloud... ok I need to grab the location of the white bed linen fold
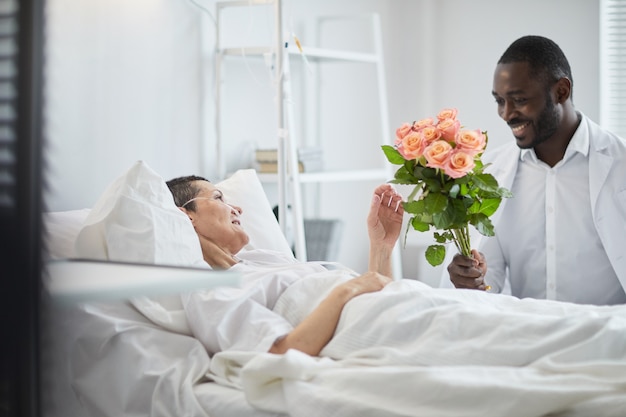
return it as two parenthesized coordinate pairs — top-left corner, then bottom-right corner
(55, 255), (626, 417)
(208, 276), (626, 417)
(50, 301), (214, 417)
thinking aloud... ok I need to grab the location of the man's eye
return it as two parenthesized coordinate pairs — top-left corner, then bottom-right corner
(494, 98), (504, 105)
(513, 98), (527, 104)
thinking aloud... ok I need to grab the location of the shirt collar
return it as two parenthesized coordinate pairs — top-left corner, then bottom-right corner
(519, 112), (589, 163)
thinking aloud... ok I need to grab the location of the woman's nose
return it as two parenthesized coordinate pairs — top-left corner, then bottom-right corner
(228, 204), (243, 215)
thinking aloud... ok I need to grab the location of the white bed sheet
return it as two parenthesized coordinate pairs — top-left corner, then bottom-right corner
(46, 297), (277, 417)
(205, 274), (626, 417)
(47, 266), (626, 417)
(193, 381), (285, 417)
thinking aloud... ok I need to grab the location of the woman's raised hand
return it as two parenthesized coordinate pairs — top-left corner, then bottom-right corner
(367, 184), (404, 249)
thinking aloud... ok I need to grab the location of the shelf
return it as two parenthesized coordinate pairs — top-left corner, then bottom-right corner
(220, 46), (380, 64)
(215, 5), (400, 274)
(257, 168), (390, 184)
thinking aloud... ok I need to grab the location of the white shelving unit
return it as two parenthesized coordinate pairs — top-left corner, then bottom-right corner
(214, 0), (402, 278)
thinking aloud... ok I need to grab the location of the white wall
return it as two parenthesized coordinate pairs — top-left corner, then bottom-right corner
(44, 0), (600, 285)
(44, 0), (206, 211)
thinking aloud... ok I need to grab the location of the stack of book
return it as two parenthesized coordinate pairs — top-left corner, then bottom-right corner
(254, 147), (323, 174)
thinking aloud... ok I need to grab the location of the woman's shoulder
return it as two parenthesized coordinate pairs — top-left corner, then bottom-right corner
(235, 248), (298, 265)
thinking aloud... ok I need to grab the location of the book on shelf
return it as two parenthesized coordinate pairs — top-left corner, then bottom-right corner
(254, 146), (324, 173)
(255, 147), (323, 161)
(256, 161), (305, 174)
(256, 159), (324, 173)
(255, 148), (279, 162)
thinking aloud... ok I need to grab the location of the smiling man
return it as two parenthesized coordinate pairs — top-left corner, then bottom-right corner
(445, 35), (626, 305)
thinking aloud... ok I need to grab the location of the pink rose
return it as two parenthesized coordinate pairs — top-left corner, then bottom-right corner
(444, 149), (475, 178)
(455, 129), (486, 156)
(395, 122), (413, 144)
(413, 117), (435, 130)
(437, 117), (461, 142)
(398, 131), (425, 160)
(437, 108), (458, 121)
(420, 126), (442, 149)
(424, 140), (453, 170)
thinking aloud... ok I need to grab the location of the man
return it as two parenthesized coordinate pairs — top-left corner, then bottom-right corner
(445, 35), (626, 305)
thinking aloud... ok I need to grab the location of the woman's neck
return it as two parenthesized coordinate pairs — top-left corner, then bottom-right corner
(200, 239), (239, 269)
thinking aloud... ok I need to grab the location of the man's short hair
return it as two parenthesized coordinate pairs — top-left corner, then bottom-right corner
(498, 35), (573, 93)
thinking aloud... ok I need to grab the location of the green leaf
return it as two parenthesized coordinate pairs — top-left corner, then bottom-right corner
(404, 199), (426, 215)
(411, 217), (430, 232)
(404, 159), (417, 173)
(423, 192), (448, 214)
(470, 213), (495, 236)
(423, 179), (442, 193)
(382, 145), (405, 165)
(498, 186), (514, 198)
(454, 174), (470, 185)
(411, 165), (424, 179)
(425, 244), (446, 266)
(448, 198), (469, 227)
(477, 198), (502, 217)
(433, 231), (453, 243)
(473, 173), (500, 193)
(449, 183), (460, 198)
(432, 210), (453, 230)
(473, 158), (484, 173)
(392, 166), (418, 184)
(421, 167), (439, 179)
(467, 199), (480, 214)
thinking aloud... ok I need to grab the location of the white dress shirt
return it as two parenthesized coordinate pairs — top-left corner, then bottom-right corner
(482, 121), (626, 305)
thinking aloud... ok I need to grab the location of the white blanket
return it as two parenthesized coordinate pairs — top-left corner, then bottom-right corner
(210, 276), (626, 417)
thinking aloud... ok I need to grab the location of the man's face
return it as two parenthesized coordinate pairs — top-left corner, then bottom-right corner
(492, 61), (560, 149)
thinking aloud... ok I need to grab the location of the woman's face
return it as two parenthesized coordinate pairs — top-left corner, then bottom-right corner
(184, 180), (249, 255)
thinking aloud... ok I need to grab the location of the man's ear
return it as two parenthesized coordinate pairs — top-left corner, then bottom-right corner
(555, 77), (572, 103)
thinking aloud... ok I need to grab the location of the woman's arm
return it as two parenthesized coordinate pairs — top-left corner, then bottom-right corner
(367, 184), (404, 277)
(269, 184), (401, 356)
(269, 271), (391, 356)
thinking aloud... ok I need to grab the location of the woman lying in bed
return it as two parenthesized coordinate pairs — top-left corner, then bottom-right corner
(166, 175), (406, 357)
(166, 175), (625, 374)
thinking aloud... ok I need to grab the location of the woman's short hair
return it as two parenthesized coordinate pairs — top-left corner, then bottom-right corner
(166, 175), (210, 211)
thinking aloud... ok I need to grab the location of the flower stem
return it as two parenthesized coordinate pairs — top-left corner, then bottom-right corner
(407, 184), (421, 202)
(452, 225), (472, 258)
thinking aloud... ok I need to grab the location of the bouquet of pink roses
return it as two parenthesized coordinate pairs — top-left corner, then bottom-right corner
(382, 108), (512, 266)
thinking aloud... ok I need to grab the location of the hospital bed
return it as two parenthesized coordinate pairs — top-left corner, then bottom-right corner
(42, 162), (626, 417)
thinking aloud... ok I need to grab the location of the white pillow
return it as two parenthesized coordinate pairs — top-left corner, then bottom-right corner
(216, 169), (292, 255)
(45, 163), (293, 263)
(44, 208), (91, 260)
(73, 161), (207, 267)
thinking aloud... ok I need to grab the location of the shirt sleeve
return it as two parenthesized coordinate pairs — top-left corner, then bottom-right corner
(181, 273), (295, 355)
